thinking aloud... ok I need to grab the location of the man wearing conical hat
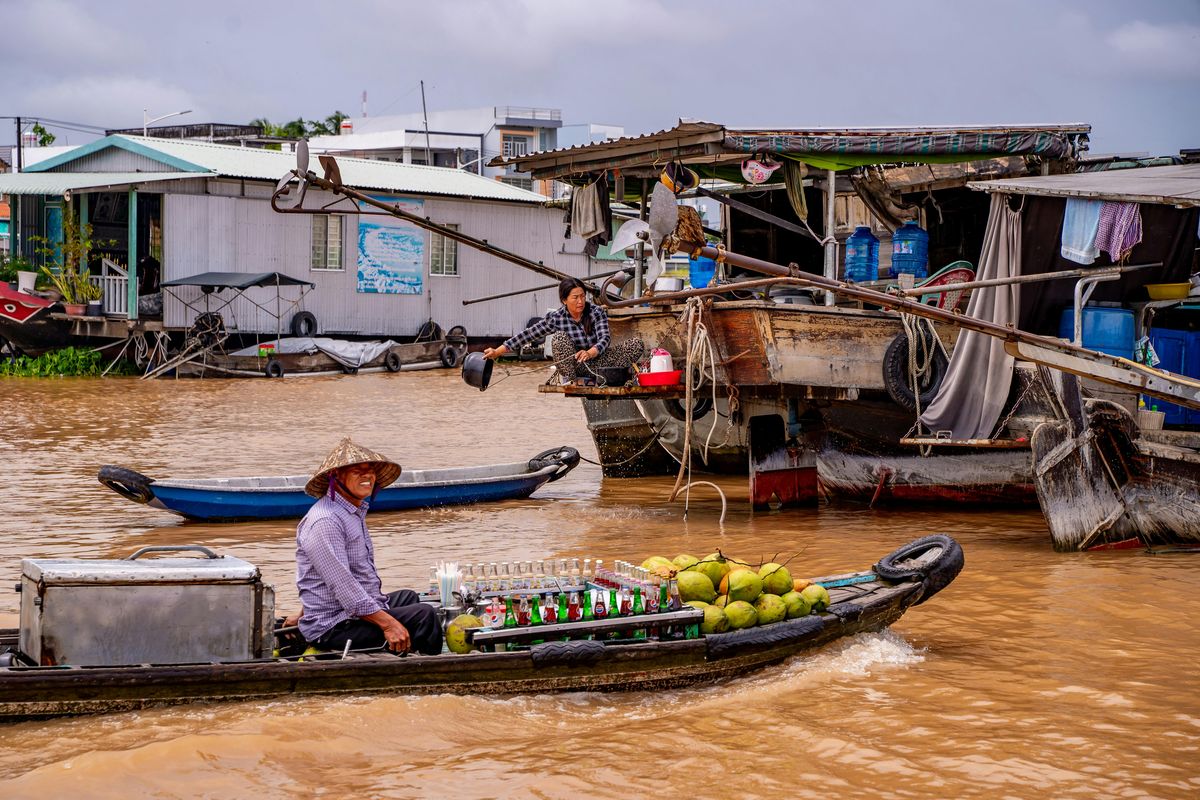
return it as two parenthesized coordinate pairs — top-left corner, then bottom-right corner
(294, 438), (441, 655)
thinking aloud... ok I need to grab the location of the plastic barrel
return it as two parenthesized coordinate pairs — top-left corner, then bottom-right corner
(892, 220), (929, 279)
(1057, 307), (1135, 360)
(844, 226), (879, 282)
(689, 256), (717, 289)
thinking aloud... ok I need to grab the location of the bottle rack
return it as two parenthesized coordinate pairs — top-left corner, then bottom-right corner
(466, 606), (704, 649)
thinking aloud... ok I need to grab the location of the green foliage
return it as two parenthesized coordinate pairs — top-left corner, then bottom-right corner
(0, 254), (36, 284)
(30, 122), (56, 147)
(0, 346), (135, 377)
(28, 208), (111, 304)
(251, 111), (349, 139)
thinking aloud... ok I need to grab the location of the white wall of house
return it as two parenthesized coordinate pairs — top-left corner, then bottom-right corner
(161, 179), (592, 339)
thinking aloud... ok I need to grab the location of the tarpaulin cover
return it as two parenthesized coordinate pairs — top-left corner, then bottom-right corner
(162, 272), (314, 290)
(231, 337), (398, 369)
(725, 131), (1078, 172)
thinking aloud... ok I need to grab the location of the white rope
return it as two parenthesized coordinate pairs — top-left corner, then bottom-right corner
(901, 313), (947, 457)
(677, 480), (727, 525)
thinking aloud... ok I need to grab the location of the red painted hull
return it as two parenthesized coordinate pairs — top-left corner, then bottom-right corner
(0, 285), (52, 324)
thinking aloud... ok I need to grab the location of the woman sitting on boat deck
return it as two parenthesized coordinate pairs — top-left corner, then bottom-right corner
(294, 438), (442, 656)
(483, 277), (644, 383)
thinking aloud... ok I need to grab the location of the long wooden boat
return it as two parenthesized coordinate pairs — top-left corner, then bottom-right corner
(96, 446), (580, 521)
(0, 535), (963, 721)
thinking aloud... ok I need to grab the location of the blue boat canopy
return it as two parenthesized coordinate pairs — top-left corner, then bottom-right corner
(161, 271), (315, 291)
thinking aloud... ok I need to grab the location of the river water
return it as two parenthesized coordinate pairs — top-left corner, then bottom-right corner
(0, 369), (1197, 798)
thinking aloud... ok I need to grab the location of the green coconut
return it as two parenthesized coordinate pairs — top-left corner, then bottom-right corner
(758, 563), (793, 596)
(727, 570), (764, 604)
(688, 552), (731, 590)
(724, 600), (758, 630)
(672, 553), (700, 571)
(641, 556), (674, 572)
(800, 583), (831, 612)
(712, 595), (729, 608)
(445, 614), (484, 654)
(677, 570), (717, 603)
(753, 593), (788, 625)
(781, 590), (812, 619)
(684, 600), (709, 610)
(700, 604), (729, 634)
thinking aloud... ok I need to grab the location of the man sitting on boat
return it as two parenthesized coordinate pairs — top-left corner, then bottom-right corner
(482, 277), (644, 383)
(295, 438), (442, 655)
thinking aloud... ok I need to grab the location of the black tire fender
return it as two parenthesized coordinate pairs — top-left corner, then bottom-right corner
(439, 346), (460, 369)
(264, 359), (285, 378)
(705, 615), (826, 660)
(416, 320), (444, 343)
(290, 311), (318, 337)
(528, 446), (581, 481)
(530, 639), (606, 667)
(873, 534), (964, 604)
(384, 351), (402, 372)
(664, 396), (715, 421)
(882, 330), (949, 413)
(97, 465), (155, 504)
(446, 325), (468, 344)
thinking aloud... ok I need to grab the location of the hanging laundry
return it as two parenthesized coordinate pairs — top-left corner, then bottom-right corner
(1096, 201), (1143, 263)
(783, 160), (809, 222)
(1059, 197), (1102, 264)
(583, 173), (612, 257)
(571, 178), (605, 241)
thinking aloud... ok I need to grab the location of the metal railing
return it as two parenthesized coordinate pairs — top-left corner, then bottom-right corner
(495, 106), (561, 122)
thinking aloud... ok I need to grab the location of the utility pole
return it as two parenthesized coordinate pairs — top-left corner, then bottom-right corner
(420, 80), (432, 166)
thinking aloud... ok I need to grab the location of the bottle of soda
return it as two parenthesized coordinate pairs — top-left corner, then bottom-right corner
(582, 589), (594, 621)
(530, 595), (543, 626)
(583, 558), (593, 582)
(619, 586), (632, 617)
(594, 560), (606, 587)
(543, 593), (557, 624)
(632, 586), (647, 640)
(667, 578), (683, 611)
(518, 594), (531, 626)
(593, 588), (607, 620)
(534, 560), (546, 591)
(557, 591), (568, 624)
(568, 591), (582, 622)
(504, 596), (517, 628)
(428, 567), (438, 597)
(501, 562), (513, 594)
(609, 586), (620, 617)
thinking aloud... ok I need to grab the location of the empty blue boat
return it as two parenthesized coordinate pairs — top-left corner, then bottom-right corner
(97, 447), (579, 521)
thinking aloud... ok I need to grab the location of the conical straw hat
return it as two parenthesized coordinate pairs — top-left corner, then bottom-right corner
(305, 437), (402, 498)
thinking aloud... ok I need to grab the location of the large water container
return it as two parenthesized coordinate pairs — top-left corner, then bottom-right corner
(891, 220), (929, 279)
(689, 255), (717, 289)
(1057, 306), (1135, 360)
(844, 226), (879, 282)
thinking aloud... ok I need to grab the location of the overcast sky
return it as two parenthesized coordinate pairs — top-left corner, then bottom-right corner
(2, 0), (1197, 158)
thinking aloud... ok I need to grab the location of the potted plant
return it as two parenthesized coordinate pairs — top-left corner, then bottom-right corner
(30, 209), (108, 316)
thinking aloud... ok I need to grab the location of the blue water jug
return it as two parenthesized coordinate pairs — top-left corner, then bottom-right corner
(1057, 306), (1135, 360)
(892, 220), (929, 279)
(689, 255), (716, 289)
(844, 226), (879, 282)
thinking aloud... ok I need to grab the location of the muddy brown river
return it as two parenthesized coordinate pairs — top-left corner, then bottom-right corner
(0, 369), (1197, 798)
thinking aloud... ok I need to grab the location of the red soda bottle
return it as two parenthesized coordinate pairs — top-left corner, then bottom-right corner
(568, 592), (582, 622)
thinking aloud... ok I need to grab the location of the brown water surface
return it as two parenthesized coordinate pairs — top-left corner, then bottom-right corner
(0, 370), (1197, 798)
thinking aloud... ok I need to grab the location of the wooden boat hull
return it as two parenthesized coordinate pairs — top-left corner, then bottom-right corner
(1032, 393), (1200, 551)
(0, 536), (963, 721)
(98, 450), (580, 521)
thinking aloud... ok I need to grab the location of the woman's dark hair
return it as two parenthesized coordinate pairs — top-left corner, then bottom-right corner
(558, 277), (593, 336)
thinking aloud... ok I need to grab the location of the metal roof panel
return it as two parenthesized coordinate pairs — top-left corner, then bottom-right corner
(0, 171), (205, 195)
(969, 163), (1200, 207)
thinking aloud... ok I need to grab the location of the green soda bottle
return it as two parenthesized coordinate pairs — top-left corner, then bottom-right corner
(632, 586), (646, 640)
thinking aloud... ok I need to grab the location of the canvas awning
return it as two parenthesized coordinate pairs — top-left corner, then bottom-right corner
(968, 163), (1200, 207)
(0, 172), (207, 195)
(161, 272), (315, 290)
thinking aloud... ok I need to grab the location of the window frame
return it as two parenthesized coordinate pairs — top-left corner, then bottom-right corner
(429, 223), (460, 277)
(310, 214), (344, 271)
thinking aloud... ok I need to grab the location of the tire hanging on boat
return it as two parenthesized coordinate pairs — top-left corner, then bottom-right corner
(290, 311), (318, 337)
(528, 446), (581, 481)
(416, 320), (443, 343)
(384, 351), (403, 372)
(439, 346), (460, 369)
(264, 359), (285, 378)
(97, 465), (155, 505)
(881, 329), (948, 412)
(872, 533), (964, 605)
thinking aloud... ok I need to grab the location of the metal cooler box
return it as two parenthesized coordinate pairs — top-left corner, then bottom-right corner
(18, 545), (275, 666)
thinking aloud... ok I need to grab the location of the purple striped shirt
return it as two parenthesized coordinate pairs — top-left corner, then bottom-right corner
(296, 492), (386, 641)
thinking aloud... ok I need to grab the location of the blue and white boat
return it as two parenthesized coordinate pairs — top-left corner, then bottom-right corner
(97, 447), (579, 521)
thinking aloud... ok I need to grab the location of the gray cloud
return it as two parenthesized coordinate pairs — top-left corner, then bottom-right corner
(1, 0), (1195, 157)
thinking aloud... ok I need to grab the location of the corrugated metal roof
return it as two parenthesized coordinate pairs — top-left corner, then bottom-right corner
(0, 171), (204, 195)
(118, 136), (547, 203)
(969, 163), (1200, 207)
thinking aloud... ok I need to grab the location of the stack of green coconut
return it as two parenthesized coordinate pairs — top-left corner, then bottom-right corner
(642, 552), (831, 635)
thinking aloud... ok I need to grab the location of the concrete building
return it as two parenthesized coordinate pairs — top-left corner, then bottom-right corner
(0, 134), (600, 339)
